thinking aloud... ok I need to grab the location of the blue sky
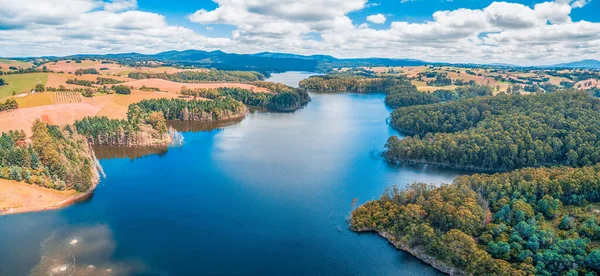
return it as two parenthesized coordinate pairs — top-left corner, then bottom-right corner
(1, 0), (599, 65)
(138, 0), (600, 34)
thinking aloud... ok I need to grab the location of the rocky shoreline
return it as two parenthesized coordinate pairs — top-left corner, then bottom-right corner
(355, 229), (467, 276)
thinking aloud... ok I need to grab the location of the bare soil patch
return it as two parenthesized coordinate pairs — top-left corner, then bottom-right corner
(0, 179), (78, 215)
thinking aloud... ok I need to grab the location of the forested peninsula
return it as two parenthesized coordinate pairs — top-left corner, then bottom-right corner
(385, 91), (600, 172)
(352, 164), (600, 275)
(0, 122), (98, 192)
(299, 74), (493, 109)
(184, 85), (310, 112)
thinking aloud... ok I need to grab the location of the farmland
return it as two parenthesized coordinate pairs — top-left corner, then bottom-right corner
(0, 73), (48, 99)
(0, 58), (33, 71)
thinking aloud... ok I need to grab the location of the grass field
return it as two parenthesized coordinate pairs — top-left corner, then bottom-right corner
(0, 73), (48, 99)
(0, 58), (34, 71)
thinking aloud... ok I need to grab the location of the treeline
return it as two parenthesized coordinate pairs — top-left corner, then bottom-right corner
(127, 70), (265, 83)
(74, 111), (168, 147)
(66, 78), (94, 87)
(0, 99), (18, 111)
(352, 164), (600, 275)
(74, 68), (99, 75)
(96, 77), (124, 85)
(182, 84), (310, 112)
(0, 121), (96, 192)
(299, 75), (408, 93)
(129, 97), (247, 121)
(0, 67), (46, 75)
(385, 84), (493, 109)
(385, 91), (600, 171)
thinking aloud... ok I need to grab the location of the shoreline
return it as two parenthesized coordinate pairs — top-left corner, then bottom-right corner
(0, 179), (97, 215)
(354, 229), (465, 276)
(0, 112), (249, 216)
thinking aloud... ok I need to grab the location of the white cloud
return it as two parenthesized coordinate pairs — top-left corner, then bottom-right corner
(0, 0), (599, 65)
(366, 14), (386, 24)
(104, 0), (138, 12)
(0, 0), (231, 57)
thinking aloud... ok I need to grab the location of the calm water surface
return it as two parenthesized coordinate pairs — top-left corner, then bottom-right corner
(0, 72), (462, 275)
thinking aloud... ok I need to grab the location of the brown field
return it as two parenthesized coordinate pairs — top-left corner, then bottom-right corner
(0, 91), (189, 135)
(120, 79), (270, 93)
(43, 60), (124, 74)
(0, 179), (77, 215)
(91, 92), (183, 119)
(0, 102), (101, 135)
(45, 73), (132, 89)
(575, 79), (600, 89)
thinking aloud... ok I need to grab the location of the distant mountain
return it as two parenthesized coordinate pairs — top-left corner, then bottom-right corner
(542, 59), (600, 69)
(13, 50), (428, 74)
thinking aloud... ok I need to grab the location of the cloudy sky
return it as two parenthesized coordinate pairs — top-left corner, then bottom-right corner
(1, 0), (599, 65)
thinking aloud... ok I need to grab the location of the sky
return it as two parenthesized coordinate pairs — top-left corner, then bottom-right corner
(0, 0), (599, 65)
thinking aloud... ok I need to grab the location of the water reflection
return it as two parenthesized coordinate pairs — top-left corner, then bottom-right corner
(167, 118), (244, 133)
(93, 145), (169, 161)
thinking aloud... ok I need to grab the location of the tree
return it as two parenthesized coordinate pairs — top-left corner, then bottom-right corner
(113, 85), (131, 95)
(35, 83), (45, 92)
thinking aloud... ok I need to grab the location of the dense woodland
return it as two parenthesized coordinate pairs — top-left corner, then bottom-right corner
(75, 111), (168, 146)
(129, 97), (247, 121)
(385, 91), (600, 171)
(184, 86), (310, 112)
(299, 75), (407, 93)
(127, 70), (265, 83)
(385, 83), (493, 109)
(0, 121), (96, 192)
(352, 164), (600, 275)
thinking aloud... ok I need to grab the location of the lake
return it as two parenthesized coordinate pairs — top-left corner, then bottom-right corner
(0, 72), (462, 275)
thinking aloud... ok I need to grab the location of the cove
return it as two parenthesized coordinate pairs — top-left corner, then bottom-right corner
(0, 72), (461, 275)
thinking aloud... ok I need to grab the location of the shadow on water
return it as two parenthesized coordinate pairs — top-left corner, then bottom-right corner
(167, 117), (245, 133)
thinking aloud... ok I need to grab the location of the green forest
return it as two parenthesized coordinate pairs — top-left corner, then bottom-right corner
(385, 83), (493, 109)
(299, 75), (408, 93)
(352, 164), (600, 275)
(128, 97), (246, 121)
(127, 70), (265, 83)
(0, 121), (96, 192)
(385, 91), (600, 171)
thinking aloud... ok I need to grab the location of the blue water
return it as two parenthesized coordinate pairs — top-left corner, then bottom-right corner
(0, 72), (461, 275)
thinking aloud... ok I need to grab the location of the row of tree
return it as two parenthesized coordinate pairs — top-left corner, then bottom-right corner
(352, 164), (600, 275)
(127, 70), (265, 83)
